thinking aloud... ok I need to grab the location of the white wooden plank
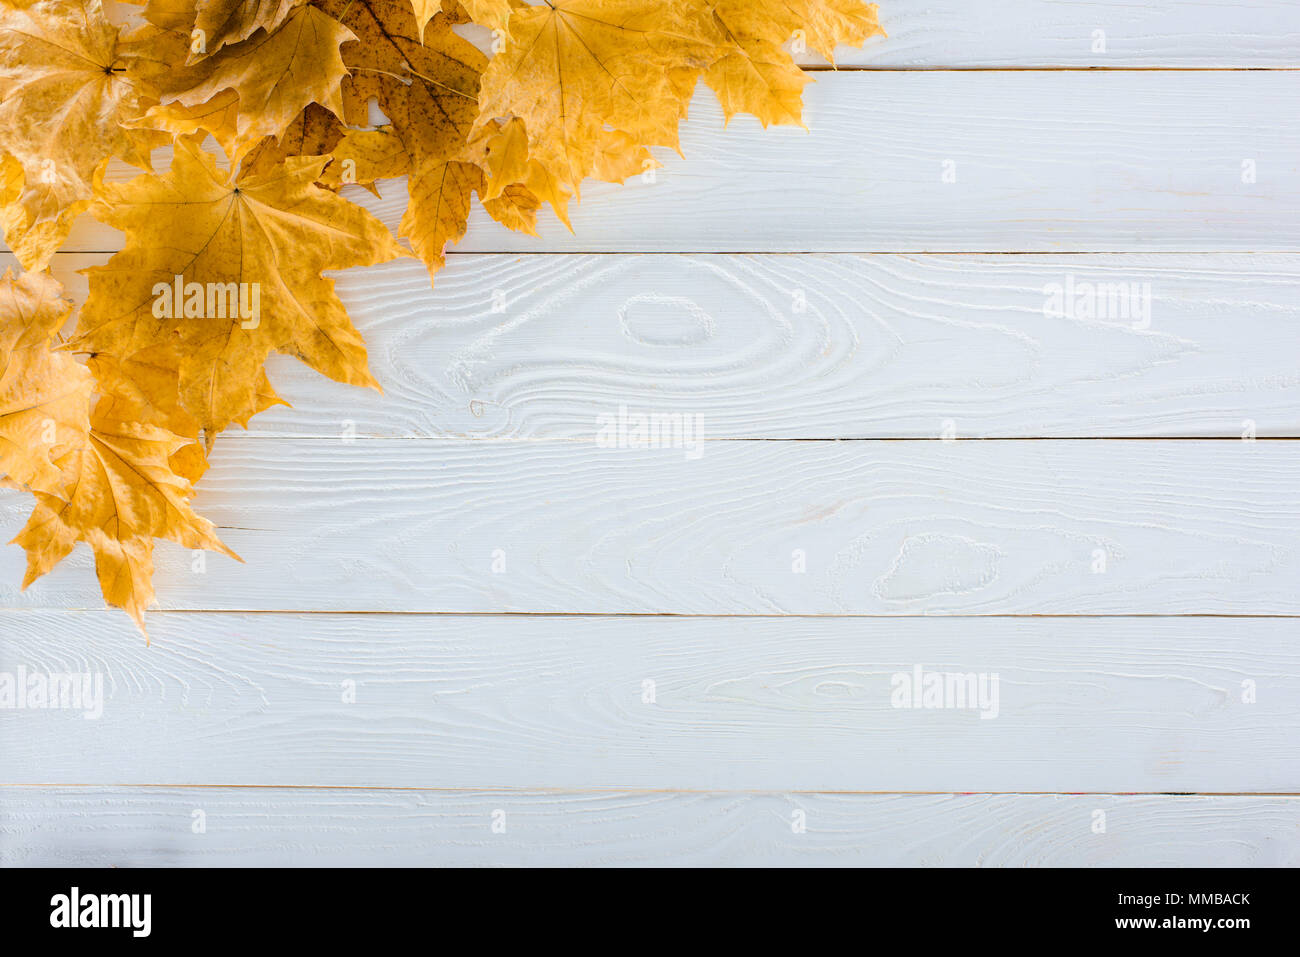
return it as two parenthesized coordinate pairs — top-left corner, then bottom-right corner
(99, 2), (1300, 71)
(2, 788), (1296, 866)
(109, 1), (1300, 69)
(2, 439), (1295, 614)
(803, 0), (1300, 68)
(94, 1), (1300, 71)
(21, 253), (1300, 440)
(1, 613), (1297, 791)
(41, 72), (1300, 254)
(453, 2), (1300, 69)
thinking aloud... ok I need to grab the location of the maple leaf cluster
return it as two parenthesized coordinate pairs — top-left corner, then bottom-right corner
(0, 0), (884, 635)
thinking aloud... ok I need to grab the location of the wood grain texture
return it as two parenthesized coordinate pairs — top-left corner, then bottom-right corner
(452, 1), (1300, 69)
(3, 439), (1295, 615)
(26, 252), (1300, 440)
(803, 0), (1300, 68)
(41, 72), (1300, 255)
(2, 788), (1296, 867)
(2, 2), (1296, 866)
(1, 612), (1297, 792)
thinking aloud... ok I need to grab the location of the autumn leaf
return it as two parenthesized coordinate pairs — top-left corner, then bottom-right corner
(0, 269), (92, 498)
(315, 124), (410, 192)
(191, 0), (309, 59)
(473, 0), (708, 199)
(468, 116), (572, 230)
(241, 101), (347, 183)
(0, 0), (887, 632)
(138, 0), (310, 60)
(142, 3), (354, 161)
(0, 153), (87, 272)
(140, 0), (200, 33)
(413, 0), (444, 33)
(302, 0), (495, 279)
(715, 0), (887, 66)
(475, 0), (882, 197)
(705, 1), (885, 123)
(0, 268), (232, 634)
(71, 137), (406, 441)
(450, 0), (517, 33)
(0, 0), (170, 268)
(12, 394), (237, 633)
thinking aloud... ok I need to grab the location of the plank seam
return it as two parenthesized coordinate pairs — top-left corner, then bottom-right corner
(7, 610), (1300, 619)
(163, 436), (1300, 442)
(36, 249), (1300, 257)
(3, 784), (1298, 797)
(801, 66), (1300, 73)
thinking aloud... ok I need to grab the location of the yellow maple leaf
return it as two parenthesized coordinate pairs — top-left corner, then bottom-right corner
(316, 0), (489, 280)
(474, 0), (710, 198)
(449, 0), (516, 32)
(715, 0), (885, 66)
(475, 0), (882, 197)
(0, 269), (92, 498)
(191, 0), (309, 58)
(141, 1), (310, 58)
(0, 268), (232, 634)
(315, 125), (410, 192)
(241, 101), (347, 183)
(0, 154), (87, 272)
(70, 138), (406, 440)
(703, 36), (810, 128)
(143, 3), (354, 161)
(0, 0), (170, 268)
(469, 116), (571, 228)
(481, 182), (539, 235)
(12, 394), (238, 634)
(140, 0), (199, 32)
(0, 0), (887, 631)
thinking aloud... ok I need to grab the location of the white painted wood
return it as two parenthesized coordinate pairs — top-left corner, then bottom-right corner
(41, 72), (1300, 255)
(106, 1), (1300, 69)
(2, 3), (1296, 864)
(21, 252), (1300, 440)
(801, 0), (1300, 68)
(2, 788), (1295, 866)
(453, 2), (1300, 69)
(1, 613), (1297, 792)
(3, 439), (1295, 614)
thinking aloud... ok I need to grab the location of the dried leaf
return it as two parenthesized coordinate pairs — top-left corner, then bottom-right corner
(0, 269), (232, 634)
(143, 3), (354, 161)
(0, 0), (886, 632)
(0, 269), (92, 498)
(315, 0), (487, 279)
(191, 0), (308, 58)
(72, 138), (406, 439)
(0, 0), (168, 266)
(13, 394), (237, 633)
(475, 0), (882, 196)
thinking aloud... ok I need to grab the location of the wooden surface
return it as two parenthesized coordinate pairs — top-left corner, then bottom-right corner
(5, 789), (1297, 867)
(459, 0), (1300, 69)
(3, 612), (1298, 792)
(807, 0), (1300, 68)
(27, 253), (1300, 440)
(55, 72), (1300, 254)
(2, 440), (1298, 615)
(2, 0), (1300, 867)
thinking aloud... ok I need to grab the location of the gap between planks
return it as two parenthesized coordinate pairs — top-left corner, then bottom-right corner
(36, 71), (1300, 254)
(6, 610), (1300, 618)
(45, 249), (1300, 257)
(800, 67), (1300, 72)
(3, 784), (1298, 796)
(136, 436), (1300, 442)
